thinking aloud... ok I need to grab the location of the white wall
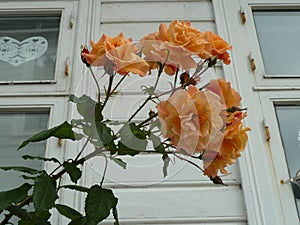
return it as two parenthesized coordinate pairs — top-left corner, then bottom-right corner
(65, 0), (248, 224)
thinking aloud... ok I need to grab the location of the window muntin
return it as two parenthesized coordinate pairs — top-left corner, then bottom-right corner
(0, 110), (49, 191)
(0, 13), (61, 81)
(253, 10), (300, 77)
(275, 105), (300, 218)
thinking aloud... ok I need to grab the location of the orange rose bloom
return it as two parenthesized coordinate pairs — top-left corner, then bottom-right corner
(142, 20), (209, 56)
(206, 78), (242, 108)
(140, 20), (207, 75)
(106, 44), (150, 76)
(199, 31), (232, 64)
(203, 112), (251, 177)
(157, 85), (224, 154)
(158, 20), (209, 55)
(139, 40), (197, 75)
(81, 33), (149, 76)
(139, 20), (233, 77)
(203, 79), (250, 178)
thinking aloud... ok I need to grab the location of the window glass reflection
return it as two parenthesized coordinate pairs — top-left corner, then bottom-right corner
(0, 111), (49, 191)
(0, 14), (60, 81)
(253, 11), (300, 76)
(275, 105), (300, 217)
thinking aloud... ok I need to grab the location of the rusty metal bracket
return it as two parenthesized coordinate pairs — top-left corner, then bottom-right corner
(58, 138), (63, 147)
(263, 118), (270, 141)
(69, 12), (74, 29)
(240, 7), (246, 24)
(249, 52), (256, 71)
(65, 57), (70, 76)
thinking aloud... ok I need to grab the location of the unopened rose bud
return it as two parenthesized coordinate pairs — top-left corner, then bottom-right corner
(180, 72), (189, 86)
(81, 45), (90, 67)
(187, 78), (197, 86)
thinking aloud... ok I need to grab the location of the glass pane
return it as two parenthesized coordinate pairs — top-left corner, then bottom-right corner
(0, 13), (61, 81)
(253, 11), (300, 76)
(0, 111), (49, 191)
(275, 105), (300, 217)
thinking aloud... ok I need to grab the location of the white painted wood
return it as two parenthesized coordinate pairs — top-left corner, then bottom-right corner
(98, 186), (246, 222)
(0, 2), (79, 224)
(212, 1), (263, 225)
(0, 1), (77, 94)
(86, 154), (241, 186)
(66, 0), (248, 224)
(241, 1), (300, 87)
(101, 2), (214, 23)
(0, 96), (69, 165)
(100, 21), (217, 40)
(102, 0), (211, 2)
(0, 0), (248, 224)
(85, 66), (224, 93)
(249, 0), (300, 4)
(215, 0), (300, 224)
(101, 219), (247, 225)
(259, 91), (300, 225)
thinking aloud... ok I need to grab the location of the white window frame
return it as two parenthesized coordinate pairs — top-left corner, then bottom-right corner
(0, 1), (77, 94)
(0, 96), (69, 172)
(0, 96), (70, 224)
(213, 0), (300, 225)
(244, 2), (300, 88)
(260, 91), (300, 223)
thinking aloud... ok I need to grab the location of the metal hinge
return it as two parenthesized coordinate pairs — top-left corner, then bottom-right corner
(65, 57), (70, 76)
(69, 12), (74, 29)
(240, 7), (246, 24)
(282, 170), (300, 199)
(58, 138), (63, 147)
(249, 52), (256, 71)
(263, 118), (270, 141)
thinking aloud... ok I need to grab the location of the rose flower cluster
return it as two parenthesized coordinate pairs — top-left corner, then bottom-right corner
(81, 20), (250, 179)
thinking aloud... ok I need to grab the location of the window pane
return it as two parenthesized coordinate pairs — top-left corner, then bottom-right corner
(253, 11), (300, 76)
(0, 13), (60, 81)
(275, 105), (300, 217)
(0, 111), (49, 191)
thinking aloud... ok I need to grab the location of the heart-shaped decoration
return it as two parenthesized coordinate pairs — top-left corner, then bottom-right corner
(0, 36), (48, 67)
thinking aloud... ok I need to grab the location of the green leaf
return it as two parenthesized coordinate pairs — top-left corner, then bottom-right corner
(95, 121), (113, 146)
(18, 219), (36, 225)
(207, 55), (218, 67)
(17, 212), (51, 225)
(7, 205), (32, 221)
(112, 206), (120, 225)
(21, 175), (38, 180)
(141, 85), (155, 95)
(117, 141), (140, 156)
(106, 141), (118, 155)
(69, 95), (98, 123)
(18, 121), (79, 150)
(0, 183), (32, 212)
(104, 119), (126, 126)
(162, 155), (170, 178)
(128, 123), (147, 139)
(110, 157), (127, 170)
(210, 176), (227, 186)
(149, 134), (170, 177)
(22, 155), (60, 164)
(33, 174), (58, 217)
(60, 185), (89, 193)
(85, 185), (118, 225)
(118, 123), (147, 155)
(149, 133), (166, 154)
(0, 166), (43, 175)
(68, 217), (88, 225)
(63, 162), (82, 183)
(35, 210), (51, 220)
(55, 204), (82, 220)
